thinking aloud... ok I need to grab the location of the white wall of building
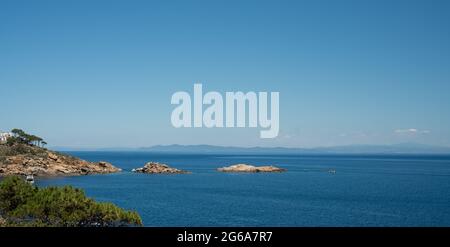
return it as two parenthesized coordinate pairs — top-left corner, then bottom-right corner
(0, 132), (13, 143)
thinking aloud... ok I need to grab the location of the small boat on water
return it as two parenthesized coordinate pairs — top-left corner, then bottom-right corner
(328, 169), (336, 174)
(26, 174), (35, 184)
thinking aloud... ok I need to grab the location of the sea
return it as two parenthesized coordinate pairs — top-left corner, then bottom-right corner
(35, 152), (450, 226)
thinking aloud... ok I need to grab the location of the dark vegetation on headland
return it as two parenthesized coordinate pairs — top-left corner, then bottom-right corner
(0, 129), (141, 227)
(0, 128), (70, 160)
(0, 176), (142, 227)
(7, 128), (47, 147)
(0, 129), (48, 160)
(0, 128), (52, 161)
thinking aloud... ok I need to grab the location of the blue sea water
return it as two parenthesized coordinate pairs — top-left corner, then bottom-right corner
(35, 152), (450, 226)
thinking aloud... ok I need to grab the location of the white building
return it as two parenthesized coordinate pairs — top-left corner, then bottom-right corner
(0, 131), (13, 144)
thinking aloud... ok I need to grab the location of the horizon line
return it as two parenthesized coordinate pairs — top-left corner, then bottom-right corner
(49, 142), (450, 151)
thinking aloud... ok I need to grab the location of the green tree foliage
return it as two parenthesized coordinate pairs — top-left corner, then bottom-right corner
(0, 176), (142, 227)
(7, 129), (45, 147)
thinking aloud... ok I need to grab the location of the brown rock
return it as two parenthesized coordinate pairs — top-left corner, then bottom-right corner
(132, 162), (189, 174)
(48, 152), (58, 161)
(0, 148), (121, 177)
(217, 164), (286, 173)
(98, 161), (109, 167)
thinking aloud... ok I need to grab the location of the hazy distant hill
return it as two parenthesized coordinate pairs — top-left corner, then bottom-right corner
(138, 143), (450, 154)
(52, 143), (450, 154)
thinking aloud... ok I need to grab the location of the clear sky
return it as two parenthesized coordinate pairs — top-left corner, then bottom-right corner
(1, 0), (450, 148)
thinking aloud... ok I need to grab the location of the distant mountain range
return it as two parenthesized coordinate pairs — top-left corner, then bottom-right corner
(54, 143), (450, 154)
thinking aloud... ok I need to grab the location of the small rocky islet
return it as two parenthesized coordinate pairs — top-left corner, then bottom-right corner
(217, 164), (286, 173)
(132, 162), (190, 174)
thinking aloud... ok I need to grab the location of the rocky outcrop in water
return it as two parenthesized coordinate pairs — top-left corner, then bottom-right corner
(132, 162), (189, 174)
(217, 164), (286, 173)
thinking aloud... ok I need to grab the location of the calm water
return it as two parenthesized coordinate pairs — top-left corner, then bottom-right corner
(36, 152), (450, 226)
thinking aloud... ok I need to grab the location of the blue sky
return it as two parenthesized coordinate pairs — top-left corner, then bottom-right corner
(1, 0), (450, 148)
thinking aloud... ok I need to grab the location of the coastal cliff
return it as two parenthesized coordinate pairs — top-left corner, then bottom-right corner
(132, 162), (189, 174)
(217, 164), (286, 173)
(0, 143), (121, 176)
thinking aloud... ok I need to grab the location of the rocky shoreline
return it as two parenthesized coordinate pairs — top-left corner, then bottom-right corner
(217, 164), (286, 173)
(0, 144), (120, 177)
(132, 162), (190, 174)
